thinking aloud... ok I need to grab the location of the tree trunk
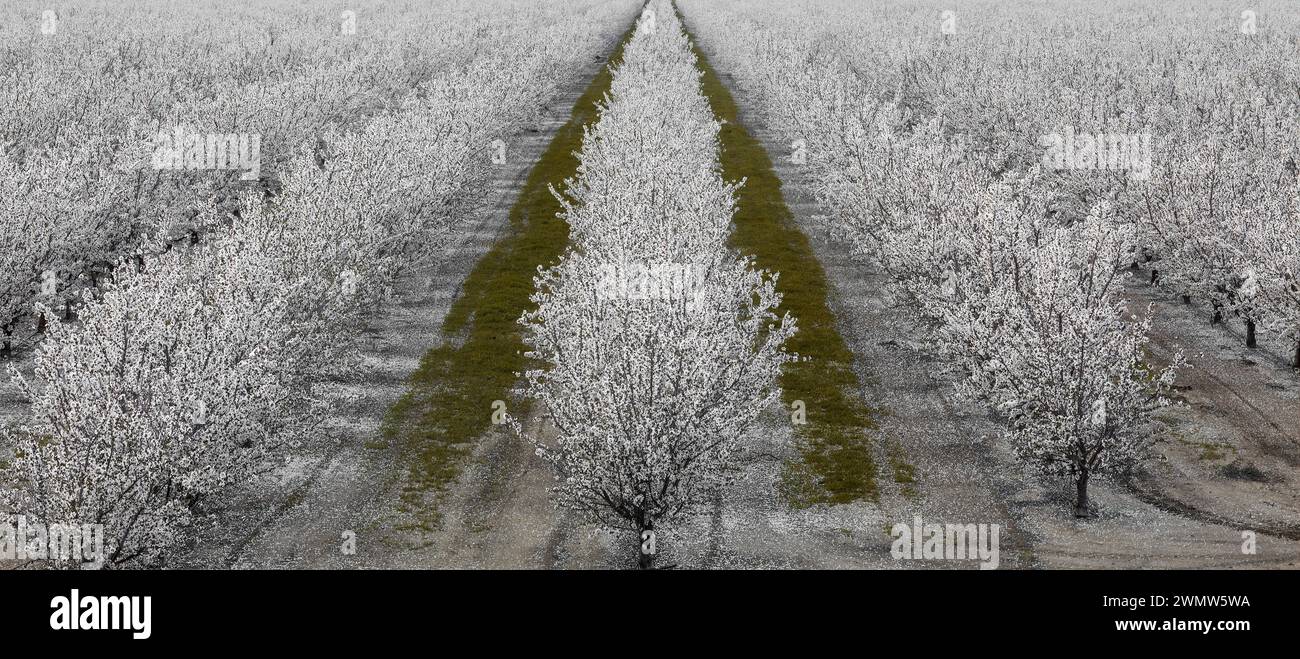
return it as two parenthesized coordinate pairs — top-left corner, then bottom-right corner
(1293, 340), (1300, 369)
(1074, 469), (1090, 518)
(1245, 318), (1256, 348)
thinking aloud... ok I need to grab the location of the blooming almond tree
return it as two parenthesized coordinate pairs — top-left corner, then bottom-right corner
(944, 207), (1183, 516)
(521, 251), (795, 567)
(0, 143), (124, 349)
(1232, 182), (1300, 366)
(1, 234), (322, 568)
(518, 0), (796, 567)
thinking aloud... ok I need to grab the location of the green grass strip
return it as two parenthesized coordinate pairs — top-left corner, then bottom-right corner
(380, 20), (640, 532)
(679, 6), (880, 506)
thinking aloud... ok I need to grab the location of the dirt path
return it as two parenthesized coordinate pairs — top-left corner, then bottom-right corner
(392, 405), (618, 569)
(1124, 279), (1300, 540)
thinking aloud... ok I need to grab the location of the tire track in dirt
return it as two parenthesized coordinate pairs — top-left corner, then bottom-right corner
(1124, 277), (1300, 543)
(401, 406), (614, 569)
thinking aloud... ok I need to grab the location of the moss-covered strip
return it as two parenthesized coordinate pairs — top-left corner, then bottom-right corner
(381, 20), (640, 532)
(679, 7), (880, 506)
